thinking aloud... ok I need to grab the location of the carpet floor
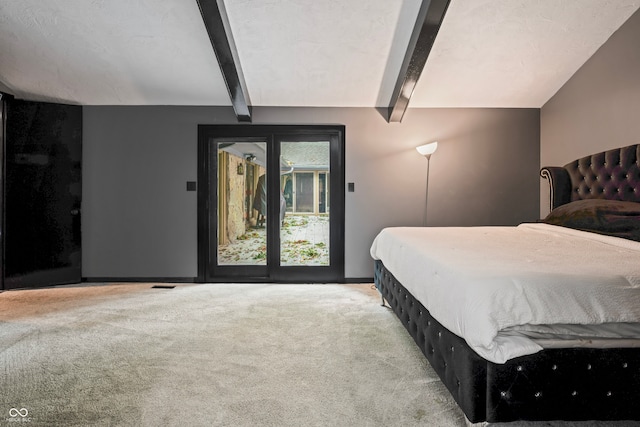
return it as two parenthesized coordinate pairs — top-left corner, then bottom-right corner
(0, 283), (638, 427)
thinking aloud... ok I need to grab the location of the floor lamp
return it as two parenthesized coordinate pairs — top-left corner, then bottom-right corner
(416, 142), (438, 226)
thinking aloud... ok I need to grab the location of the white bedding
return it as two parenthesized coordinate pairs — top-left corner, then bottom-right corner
(370, 223), (640, 363)
(500, 322), (640, 349)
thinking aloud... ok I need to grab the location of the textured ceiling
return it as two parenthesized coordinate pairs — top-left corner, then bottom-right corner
(224, 0), (421, 107)
(0, 0), (231, 105)
(0, 0), (638, 108)
(412, 0), (640, 107)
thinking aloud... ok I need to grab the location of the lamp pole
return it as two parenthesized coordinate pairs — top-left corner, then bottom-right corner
(423, 154), (431, 226)
(416, 141), (437, 227)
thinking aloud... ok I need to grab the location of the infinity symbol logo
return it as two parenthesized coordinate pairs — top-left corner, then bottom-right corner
(9, 408), (28, 417)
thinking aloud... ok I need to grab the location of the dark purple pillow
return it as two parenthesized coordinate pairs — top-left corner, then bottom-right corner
(541, 199), (640, 242)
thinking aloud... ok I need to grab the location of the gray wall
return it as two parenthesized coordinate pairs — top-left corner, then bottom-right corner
(540, 8), (640, 217)
(83, 106), (540, 280)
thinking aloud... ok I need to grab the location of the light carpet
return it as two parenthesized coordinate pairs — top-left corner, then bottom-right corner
(0, 283), (638, 427)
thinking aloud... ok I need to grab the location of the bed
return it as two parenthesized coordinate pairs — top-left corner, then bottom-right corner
(371, 143), (640, 424)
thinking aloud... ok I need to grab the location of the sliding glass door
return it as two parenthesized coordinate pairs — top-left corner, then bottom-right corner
(279, 139), (330, 267)
(216, 139), (268, 270)
(198, 125), (344, 283)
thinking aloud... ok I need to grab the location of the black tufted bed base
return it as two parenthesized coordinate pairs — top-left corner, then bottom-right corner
(374, 260), (640, 424)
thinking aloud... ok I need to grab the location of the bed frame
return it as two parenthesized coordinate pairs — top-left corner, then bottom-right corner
(375, 144), (640, 423)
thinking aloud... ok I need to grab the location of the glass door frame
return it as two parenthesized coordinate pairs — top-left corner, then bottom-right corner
(197, 125), (345, 283)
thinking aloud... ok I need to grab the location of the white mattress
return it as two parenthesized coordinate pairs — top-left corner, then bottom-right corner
(370, 223), (640, 363)
(500, 322), (640, 349)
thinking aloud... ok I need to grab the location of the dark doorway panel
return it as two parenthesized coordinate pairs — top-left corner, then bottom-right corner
(4, 100), (82, 289)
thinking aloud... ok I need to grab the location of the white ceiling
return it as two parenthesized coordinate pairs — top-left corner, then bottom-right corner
(413, 0), (640, 107)
(0, 0), (638, 109)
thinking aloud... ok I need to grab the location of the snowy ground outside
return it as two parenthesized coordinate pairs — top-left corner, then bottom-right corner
(218, 214), (330, 266)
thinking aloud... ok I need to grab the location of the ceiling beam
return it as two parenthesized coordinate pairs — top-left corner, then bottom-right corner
(196, 0), (252, 122)
(387, 0), (450, 123)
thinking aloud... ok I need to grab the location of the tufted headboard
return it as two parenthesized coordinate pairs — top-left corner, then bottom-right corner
(540, 144), (640, 211)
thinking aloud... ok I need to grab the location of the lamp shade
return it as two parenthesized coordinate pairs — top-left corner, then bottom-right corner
(416, 141), (438, 157)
